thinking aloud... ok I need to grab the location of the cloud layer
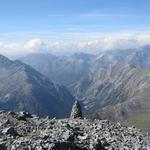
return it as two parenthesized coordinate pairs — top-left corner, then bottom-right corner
(1, 32), (150, 57)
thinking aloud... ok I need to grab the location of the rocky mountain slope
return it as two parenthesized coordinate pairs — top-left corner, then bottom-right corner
(0, 106), (149, 150)
(72, 63), (150, 120)
(0, 55), (74, 118)
(71, 46), (150, 121)
(21, 53), (95, 86)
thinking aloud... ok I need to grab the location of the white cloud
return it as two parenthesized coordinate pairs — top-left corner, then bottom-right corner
(0, 42), (23, 57)
(24, 38), (47, 52)
(1, 32), (150, 57)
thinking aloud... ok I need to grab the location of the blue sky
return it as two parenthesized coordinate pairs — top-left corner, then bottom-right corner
(0, 0), (150, 42)
(0, 0), (150, 57)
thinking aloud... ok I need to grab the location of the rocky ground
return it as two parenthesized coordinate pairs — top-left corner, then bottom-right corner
(0, 111), (149, 150)
(0, 101), (150, 150)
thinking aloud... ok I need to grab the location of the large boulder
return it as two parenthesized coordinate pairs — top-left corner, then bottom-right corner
(2, 127), (18, 137)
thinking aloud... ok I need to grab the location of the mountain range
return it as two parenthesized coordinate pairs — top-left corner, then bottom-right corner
(20, 46), (150, 122)
(21, 52), (95, 87)
(0, 55), (74, 118)
(1, 45), (150, 122)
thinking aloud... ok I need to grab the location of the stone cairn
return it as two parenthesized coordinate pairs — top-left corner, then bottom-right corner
(70, 100), (82, 119)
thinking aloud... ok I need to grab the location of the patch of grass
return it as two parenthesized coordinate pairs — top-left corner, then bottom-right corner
(24, 131), (42, 138)
(123, 112), (150, 131)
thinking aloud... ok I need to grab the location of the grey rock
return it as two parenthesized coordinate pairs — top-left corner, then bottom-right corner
(16, 111), (33, 121)
(0, 141), (7, 150)
(70, 101), (82, 119)
(90, 138), (105, 150)
(63, 130), (74, 142)
(0, 111), (149, 150)
(2, 127), (18, 137)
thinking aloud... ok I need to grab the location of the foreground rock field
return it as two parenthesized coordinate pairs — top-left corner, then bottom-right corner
(0, 110), (150, 150)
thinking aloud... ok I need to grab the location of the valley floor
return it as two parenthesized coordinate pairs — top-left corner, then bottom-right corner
(123, 112), (150, 132)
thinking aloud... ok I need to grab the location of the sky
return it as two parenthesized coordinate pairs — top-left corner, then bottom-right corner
(0, 0), (150, 57)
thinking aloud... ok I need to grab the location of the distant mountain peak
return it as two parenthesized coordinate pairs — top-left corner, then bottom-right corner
(0, 54), (13, 67)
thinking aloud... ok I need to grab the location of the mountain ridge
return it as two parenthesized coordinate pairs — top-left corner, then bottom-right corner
(0, 54), (74, 118)
(21, 52), (95, 86)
